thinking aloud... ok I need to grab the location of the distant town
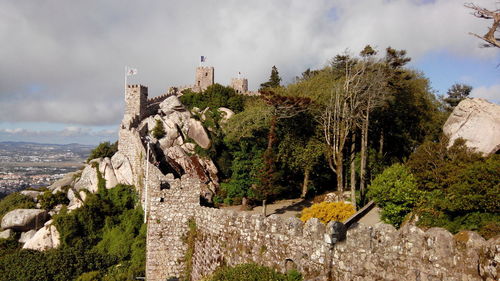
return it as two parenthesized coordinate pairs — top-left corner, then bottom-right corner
(0, 142), (93, 196)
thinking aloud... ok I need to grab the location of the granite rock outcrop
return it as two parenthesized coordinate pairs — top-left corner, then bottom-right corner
(443, 98), (500, 155)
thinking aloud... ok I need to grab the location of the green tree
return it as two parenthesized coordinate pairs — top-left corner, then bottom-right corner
(444, 83), (472, 109)
(219, 99), (271, 204)
(151, 119), (166, 139)
(87, 141), (118, 162)
(277, 114), (323, 198)
(259, 65), (282, 90)
(370, 66), (444, 162)
(257, 91), (311, 212)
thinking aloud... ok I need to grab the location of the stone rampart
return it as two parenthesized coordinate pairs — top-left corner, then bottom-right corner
(145, 176), (499, 281)
(147, 174), (200, 280)
(191, 208), (332, 281)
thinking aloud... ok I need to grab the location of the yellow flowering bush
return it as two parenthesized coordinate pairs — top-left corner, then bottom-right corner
(300, 201), (355, 224)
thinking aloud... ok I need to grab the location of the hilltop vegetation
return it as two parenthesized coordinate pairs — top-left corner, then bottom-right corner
(0, 184), (145, 281)
(178, 46), (497, 239)
(189, 46), (444, 206)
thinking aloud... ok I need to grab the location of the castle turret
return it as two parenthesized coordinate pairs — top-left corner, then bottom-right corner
(125, 84), (148, 120)
(230, 77), (248, 94)
(121, 84), (148, 130)
(194, 66), (214, 92)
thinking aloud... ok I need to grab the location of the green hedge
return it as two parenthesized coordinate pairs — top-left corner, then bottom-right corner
(202, 263), (302, 281)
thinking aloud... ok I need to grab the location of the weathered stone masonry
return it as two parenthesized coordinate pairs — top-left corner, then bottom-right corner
(119, 84), (498, 281)
(145, 175), (499, 281)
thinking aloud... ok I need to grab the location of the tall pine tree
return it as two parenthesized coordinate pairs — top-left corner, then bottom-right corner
(259, 65), (282, 91)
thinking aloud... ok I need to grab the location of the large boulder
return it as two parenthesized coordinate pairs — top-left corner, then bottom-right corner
(187, 118), (211, 149)
(47, 171), (79, 192)
(66, 188), (84, 211)
(20, 190), (42, 201)
(23, 223), (60, 251)
(159, 96), (185, 115)
(1, 209), (48, 231)
(100, 157), (118, 189)
(19, 229), (37, 243)
(111, 151), (134, 185)
(0, 229), (13, 239)
(163, 146), (218, 186)
(443, 98), (500, 155)
(218, 107), (235, 121)
(74, 163), (99, 193)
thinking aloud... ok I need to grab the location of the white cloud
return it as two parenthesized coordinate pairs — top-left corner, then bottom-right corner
(471, 84), (500, 103)
(0, 0), (497, 128)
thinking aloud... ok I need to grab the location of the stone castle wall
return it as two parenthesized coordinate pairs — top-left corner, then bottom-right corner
(145, 176), (499, 281)
(121, 82), (498, 281)
(146, 92), (174, 117)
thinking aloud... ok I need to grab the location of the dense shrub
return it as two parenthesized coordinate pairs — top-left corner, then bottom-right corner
(0, 184), (146, 281)
(38, 190), (70, 210)
(406, 137), (483, 191)
(416, 209), (500, 238)
(0, 192), (36, 221)
(367, 164), (421, 228)
(202, 263), (302, 281)
(87, 141), (118, 162)
(406, 138), (499, 236)
(180, 83), (246, 113)
(0, 247), (116, 281)
(300, 201), (355, 224)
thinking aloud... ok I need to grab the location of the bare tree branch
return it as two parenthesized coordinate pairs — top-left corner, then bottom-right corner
(465, 2), (500, 48)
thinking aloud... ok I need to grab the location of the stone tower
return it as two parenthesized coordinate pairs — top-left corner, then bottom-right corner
(194, 66), (214, 92)
(230, 77), (248, 93)
(125, 84), (148, 121)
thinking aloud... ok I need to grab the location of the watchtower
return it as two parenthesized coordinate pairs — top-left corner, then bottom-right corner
(230, 77), (248, 94)
(125, 84), (148, 121)
(194, 66), (214, 92)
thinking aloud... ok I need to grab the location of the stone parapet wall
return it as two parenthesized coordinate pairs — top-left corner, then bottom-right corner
(191, 208), (331, 280)
(330, 223), (498, 281)
(145, 174), (499, 281)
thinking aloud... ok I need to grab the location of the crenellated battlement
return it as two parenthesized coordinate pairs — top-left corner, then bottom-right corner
(127, 84), (148, 89)
(147, 92), (173, 105)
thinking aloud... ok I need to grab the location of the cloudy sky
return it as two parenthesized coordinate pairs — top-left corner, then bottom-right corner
(0, 0), (498, 144)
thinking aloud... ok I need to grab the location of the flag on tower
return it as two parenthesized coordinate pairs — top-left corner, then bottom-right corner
(126, 67), (138, 76)
(200, 56), (206, 62)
